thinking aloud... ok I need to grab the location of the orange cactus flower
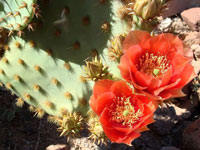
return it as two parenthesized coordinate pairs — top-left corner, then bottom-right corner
(89, 79), (157, 145)
(118, 30), (196, 100)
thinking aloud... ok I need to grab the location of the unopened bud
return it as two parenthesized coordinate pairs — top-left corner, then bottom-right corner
(134, 0), (162, 20)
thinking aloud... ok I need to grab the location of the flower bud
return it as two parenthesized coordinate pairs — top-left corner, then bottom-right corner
(108, 35), (125, 61)
(87, 110), (108, 145)
(134, 0), (162, 20)
(83, 56), (111, 81)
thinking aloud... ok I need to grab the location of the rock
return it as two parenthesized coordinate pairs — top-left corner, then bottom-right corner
(162, 0), (200, 17)
(46, 144), (68, 150)
(191, 44), (200, 67)
(193, 44), (200, 59)
(173, 104), (191, 119)
(148, 100), (196, 136)
(157, 18), (173, 32)
(177, 98), (198, 115)
(148, 103), (191, 135)
(182, 118), (200, 150)
(184, 32), (200, 46)
(168, 17), (190, 35)
(68, 137), (101, 150)
(154, 17), (190, 35)
(161, 146), (180, 150)
(191, 60), (200, 74)
(171, 121), (192, 147)
(184, 31), (200, 74)
(132, 131), (164, 150)
(132, 131), (175, 150)
(181, 8), (200, 31)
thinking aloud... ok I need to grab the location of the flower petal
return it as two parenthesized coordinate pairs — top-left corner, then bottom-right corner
(137, 126), (150, 132)
(153, 78), (181, 96)
(118, 55), (132, 82)
(173, 63), (196, 89)
(89, 96), (97, 114)
(125, 45), (143, 65)
(102, 127), (127, 143)
(100, 108), (134, 134)
(134, 95), (149, 104)
(163, 34), (184, 54)
(119, 45), (143, 79)
(150, 33), (184, 55)
(93, 79), (114, 97)
(160, 67), (173, 87)
(119, 46), (147, 90)
(147, 67), (173, 91)
(171, 36), (184, 53)
(147, 77), (162, 91)
(123, 30), (151, 53)
(150, 34), (172, 55)
(121, 131), (141, 146)
(90, 92), (115, 115)
(142, 103), (156, 119)
(135, 71), (153, 87)
(169, 53), (191, 77)
(136, 116), (154, 132)
(159, 89), (185, 100)
(131, 79), (147, 90)
(100, 109), (133, 143)
(100, 108), (114, 128)
(110, 80), (133, 97)
(102, 125), (141, 145)
(139, 90), (161, 100)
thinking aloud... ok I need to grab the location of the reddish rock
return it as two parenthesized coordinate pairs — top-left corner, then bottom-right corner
(184, 31), (200, 46)
(162, 0), (200, 17)
(182, 118), (200, 150)
(181, 8), (200, 31)
(46, 144), (68, 150)
(184, 31), (200, 74)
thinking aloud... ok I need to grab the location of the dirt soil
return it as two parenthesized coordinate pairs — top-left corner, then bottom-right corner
(0, 88), (66, 150)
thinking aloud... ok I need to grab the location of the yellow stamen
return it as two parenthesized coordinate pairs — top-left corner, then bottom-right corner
(109, 97), (142, 127)
(137, 52), (170, 76)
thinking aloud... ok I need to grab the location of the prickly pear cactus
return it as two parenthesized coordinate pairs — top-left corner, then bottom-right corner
(0, 0), (131, 117)
(1, 0), (171, 144)
(0, 0), (38, 35)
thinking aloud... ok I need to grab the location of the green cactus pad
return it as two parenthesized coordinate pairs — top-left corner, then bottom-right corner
(0, 0), (37, 31)
(102, 0), (130, 79)
(0, 0), (131, 116)
(0, 36), (93, 116)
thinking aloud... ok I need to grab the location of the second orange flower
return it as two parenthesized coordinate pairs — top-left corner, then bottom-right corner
(118, 30), (196, 100)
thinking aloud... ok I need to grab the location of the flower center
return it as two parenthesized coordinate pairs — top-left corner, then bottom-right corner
(109, 97), (142, 127)
(137, 52), (170, 76)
